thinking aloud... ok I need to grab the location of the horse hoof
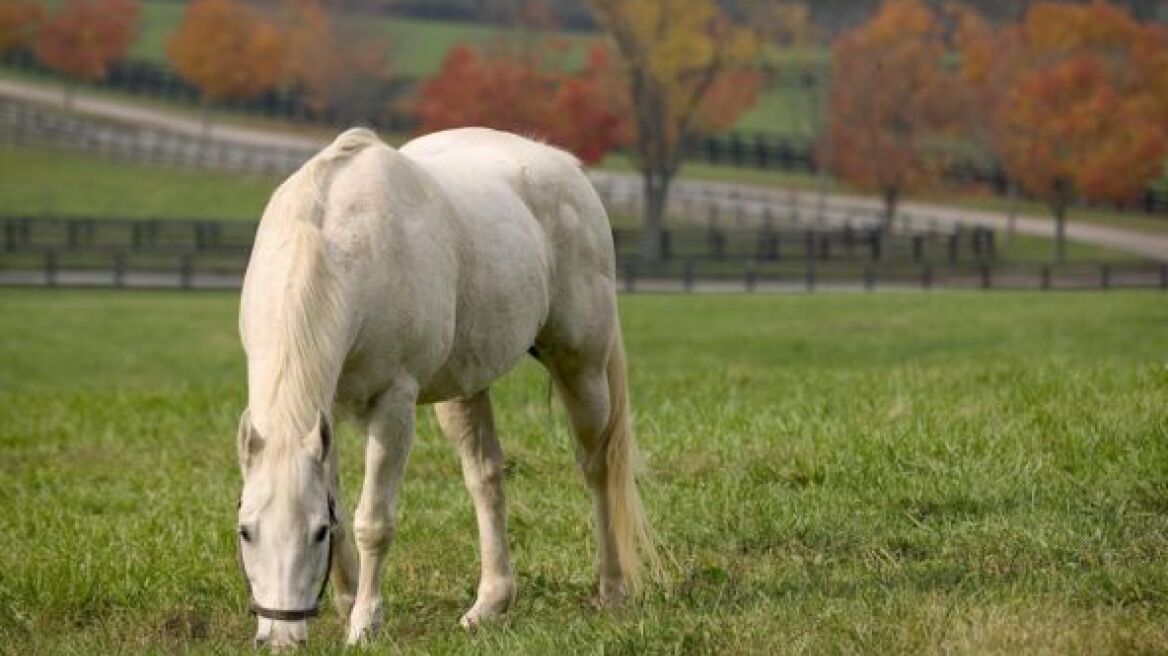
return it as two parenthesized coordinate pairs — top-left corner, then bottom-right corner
(458, 577), (516, 630)
(346, 599), (384, 646)
(597, 579), (629, 607)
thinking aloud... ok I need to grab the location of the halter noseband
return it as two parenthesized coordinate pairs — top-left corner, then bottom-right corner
(237, 496), (337, 622)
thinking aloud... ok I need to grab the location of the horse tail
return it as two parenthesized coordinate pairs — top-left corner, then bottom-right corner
(601, 322), (660, 591)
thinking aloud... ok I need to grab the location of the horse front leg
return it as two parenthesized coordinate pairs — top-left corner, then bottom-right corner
(326, 446), (359, 621)
(347, 387), (416, 646)
(434, 389), (516, 628)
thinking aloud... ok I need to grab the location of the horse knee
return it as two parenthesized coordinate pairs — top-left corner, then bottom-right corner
(353, 519), (395, 552)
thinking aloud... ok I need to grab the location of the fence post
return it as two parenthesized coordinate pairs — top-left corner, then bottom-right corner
(1041, 265), (1051, 290)
(1100, 264), (1110, 291)
(708, 228), (725, 261)
(921, 264), (933, 290)
(623, 261), (636, 294)
(912, 235), (924, 263)
(804, 257), (816, 293)
(864, 265), (875, 292)
(980, 264), (991, 290)
(660, 230), (672, 261)
(67, 221), (80, 250)
(683, 261), (694, 293)
(44, 250), (57, 287)
(948, 233), (959, 263)
(111, 253), (125, 287)
(870, 229), (883, 261)
(745, 263), (756, 293)
(180, 254), (193, 290)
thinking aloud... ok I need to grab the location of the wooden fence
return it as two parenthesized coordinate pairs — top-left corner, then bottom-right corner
(3, 249), (1164, 294)
(2, 216), (1163, 293)
(1, 217), (996, 266)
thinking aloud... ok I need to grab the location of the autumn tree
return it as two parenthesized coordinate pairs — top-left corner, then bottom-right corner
(0, 0), (45, 53)
(414, 41), (631, 165)
(588, 0), (759, 264)
(822, 0), (963, 229)
(279, 0), (392, 122)
(168, 0), (283, 137)
(957, 1), (1168, 261)
(34, 0), (139, 109)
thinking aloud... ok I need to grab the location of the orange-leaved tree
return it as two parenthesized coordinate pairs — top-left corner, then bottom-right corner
(414, 41), (631, 165)
(823, 0), (963, 229)
(0, 0), (46, 53)
(168, 0), (283, 137)
(957, 1), (1168, 261)
(279, 0), (392, 122)
(34, 0), (139, 109)
(588, 0), (759, 264)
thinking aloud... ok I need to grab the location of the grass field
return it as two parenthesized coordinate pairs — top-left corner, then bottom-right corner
(0, 289), (1166, 654)
(0, 142), (276, 220)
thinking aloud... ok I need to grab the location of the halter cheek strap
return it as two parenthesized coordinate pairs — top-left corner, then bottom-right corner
(237, 496), (337, 622)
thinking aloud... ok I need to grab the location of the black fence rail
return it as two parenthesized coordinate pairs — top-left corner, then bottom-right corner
(2, 216), (258, 253)
(612, 225), (996, 264)
(3, 217), (997, 266)
(616, 260), (1168, 294)
(3, 248), (1163, 294)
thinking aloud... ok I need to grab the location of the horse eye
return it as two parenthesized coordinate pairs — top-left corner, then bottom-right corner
(239, 526), (252, 542)
(313, 526), (329, 544)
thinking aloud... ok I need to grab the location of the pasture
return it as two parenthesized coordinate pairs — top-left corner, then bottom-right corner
(0, 289), (1165, 654)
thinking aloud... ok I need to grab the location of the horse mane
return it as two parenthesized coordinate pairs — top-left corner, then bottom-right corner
(243, 128), (381, 449)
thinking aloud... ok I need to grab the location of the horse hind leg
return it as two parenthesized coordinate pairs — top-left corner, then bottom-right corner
(434, 389), (517, 628)
(545, 333), (653, 604)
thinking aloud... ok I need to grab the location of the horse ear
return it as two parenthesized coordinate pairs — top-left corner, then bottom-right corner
(237, 409), (264, 471)
(306, 410), (332, 463)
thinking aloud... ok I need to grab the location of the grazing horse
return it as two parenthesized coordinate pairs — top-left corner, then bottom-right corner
(235, 127), (653, 648)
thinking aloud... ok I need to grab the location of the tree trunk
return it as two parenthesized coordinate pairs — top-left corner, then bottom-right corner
(640, 168), (672, 265)
(200, 100), (214, 142)
(62, 81), (76, 112)
(1006, 181), (1018, 243)
(881, 186), (899, 234)
(1053, 201), (1067, 263)
(1051, 177), (1071, 263)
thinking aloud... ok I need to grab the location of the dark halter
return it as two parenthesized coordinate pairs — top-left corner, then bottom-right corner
(237, 496), (337, 622)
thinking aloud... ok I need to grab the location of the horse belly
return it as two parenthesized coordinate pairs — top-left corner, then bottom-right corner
(416, 225), (549, 404)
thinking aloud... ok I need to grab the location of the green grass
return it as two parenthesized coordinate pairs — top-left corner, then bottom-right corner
(1, 289), (1166, 654)
(995, 232), (1140, 263)
(0, 142), (276, 220)
(734, 84), (822, 137)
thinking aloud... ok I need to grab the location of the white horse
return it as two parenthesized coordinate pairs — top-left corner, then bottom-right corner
(236, 127), (654, 648)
